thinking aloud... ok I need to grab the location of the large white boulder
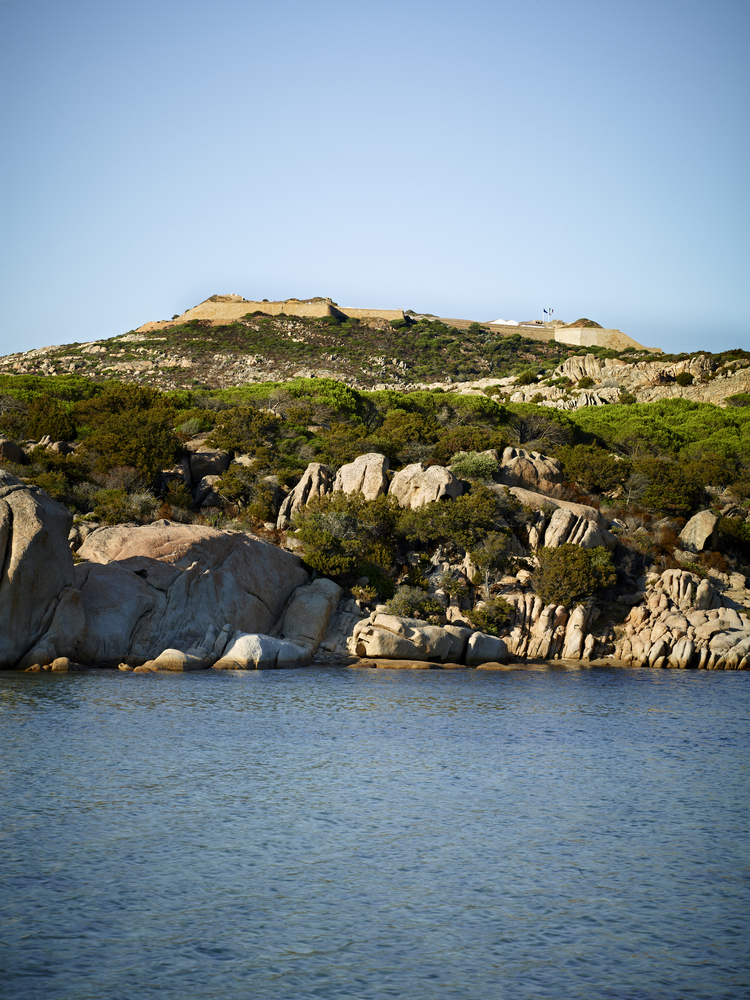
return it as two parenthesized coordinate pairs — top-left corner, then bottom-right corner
(389, 463), (463, 509)
(465, 632), (508, 666)
(497, 447), (563, 495)
(74, 520), (309, 663)
(0, 472), (81, 668)
(280, 577), (342, 651)
(679, 510), (719, 553)
(353, 615), (469, 662)
(276, 462), (333, 529)
(333, 453), (389, 500)
(543, 508), (605, 549)
(213, 633), (310, 670)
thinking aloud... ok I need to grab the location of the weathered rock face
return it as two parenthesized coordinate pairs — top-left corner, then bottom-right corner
(497, 448), (563, 496)
(188, 449), (230, 483)
(616, 568), (750, 670)
(389, 464), (463, 509)
(0, 438), (26, 464)
(194, 474), (223, 507)
(213, 633), (311, 670)
(350, 614), (471, 662)
(74, 520), (310, 663)
(0, 472), (82, 669)
(542, 507), (606, 550)
(276, 462), (333, 529)
(280, 577), (342, 652)
(333, 453), (389, 500)
(465, 632), (508, 666)
(500, 486), (615, 552)
(679, 510), (719, 553)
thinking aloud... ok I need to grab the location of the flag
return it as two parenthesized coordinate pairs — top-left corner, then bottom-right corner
(543, 309), (548, 315)
(550, 308), (554, 315)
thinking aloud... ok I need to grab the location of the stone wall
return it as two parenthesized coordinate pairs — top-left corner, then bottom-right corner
(556, 326), (661, 353)
(137, 296), (405, 332)
(481, 321), (661, 353)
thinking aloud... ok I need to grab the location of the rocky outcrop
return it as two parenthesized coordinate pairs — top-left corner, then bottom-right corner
(279, 577), (342, 652)
(541, 507), (607, 549)
(193, 474), (223, 507)
(188, 448), (230, 483)
(679, 510), (719, 553)
(276, 462), (333, 529)
(74, 520), (310, 664)
(389, 463), (463, 509)
(333, 453), (389, 500)
(616, 568), (750, 670)
(0, 438), (26, 464)
(213, 632), (311, 670)
(499, 486), (615, 552)
(0, 472), (83, 669)
(350, 614), (472, 662)
(497, 448), (563, 495)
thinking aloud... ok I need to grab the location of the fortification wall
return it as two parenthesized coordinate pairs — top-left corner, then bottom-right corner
(341, 307), (405, 323)
(179, 298), (337, 323)
(556, 327), (661, 353)
(136, 296), (403, 332)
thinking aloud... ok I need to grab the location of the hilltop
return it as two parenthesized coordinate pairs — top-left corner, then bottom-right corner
(1, 295), (748, 407)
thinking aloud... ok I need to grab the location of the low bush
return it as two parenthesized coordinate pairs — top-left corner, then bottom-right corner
(383, 585), (444, 620)
(556, 444), (629, 494)
(450, 451), (500, 481)
(532, 545), (616, 607)
(463, 597), (513, 636)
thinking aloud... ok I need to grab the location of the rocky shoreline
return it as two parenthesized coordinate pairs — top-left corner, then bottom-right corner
(4, 466), (748, 675)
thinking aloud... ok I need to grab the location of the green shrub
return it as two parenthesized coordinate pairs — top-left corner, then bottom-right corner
(515, 368), (539, 386)
(725, 393), (750, 407)
(577, 376), (596, 389)
(716, 517), (750, 558)
(397, 485), (502, 550)
(28, 397), (76, 441)
(532, 545), (616, 607)
(92, 487), (160, 524)
(433, 427), (508, 464)
(675, 372), (694, 386)
(214, 466), (277, 522)
(82, 410), (179, 479)
(207, 406), (280, 454)
(434, 569), (469, 600)
(450, 451), (501, 481)
(470, 530), (512, 598)
(355, 561), (396, 600)
(164, 480), (193, 510)
(556, 444), (629, 494)
(291, 492), (400, 579)
(634, 456), (703, 516)
(464, 597), (513, 636)
(383, 586), (443, 620)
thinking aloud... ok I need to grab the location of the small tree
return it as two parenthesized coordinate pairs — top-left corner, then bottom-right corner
(532, 545), (616, 607)
(470, 530), (511, 599)
(450, 451), (501, 481)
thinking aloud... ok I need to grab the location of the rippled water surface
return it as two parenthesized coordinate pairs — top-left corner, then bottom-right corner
(1, 665), (748, 999)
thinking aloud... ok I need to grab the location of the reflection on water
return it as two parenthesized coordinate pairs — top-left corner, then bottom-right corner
(0, 667), (748, 1000)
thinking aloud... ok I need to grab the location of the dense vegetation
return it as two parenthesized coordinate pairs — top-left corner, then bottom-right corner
(2, 372), (749, 616)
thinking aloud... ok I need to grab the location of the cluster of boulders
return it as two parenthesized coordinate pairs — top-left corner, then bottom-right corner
(0, 469), (343, 671)
(503, 352), (750, 409)
(616, 568), (750, 670)
(346, 595), (614, 669)
(275, 453), (462, 528)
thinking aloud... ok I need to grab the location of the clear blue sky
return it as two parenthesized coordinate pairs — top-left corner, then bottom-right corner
(1, 0), (748, 357)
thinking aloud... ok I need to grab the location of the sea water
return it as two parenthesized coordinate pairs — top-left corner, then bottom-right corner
(0, 665), (748, 1000)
